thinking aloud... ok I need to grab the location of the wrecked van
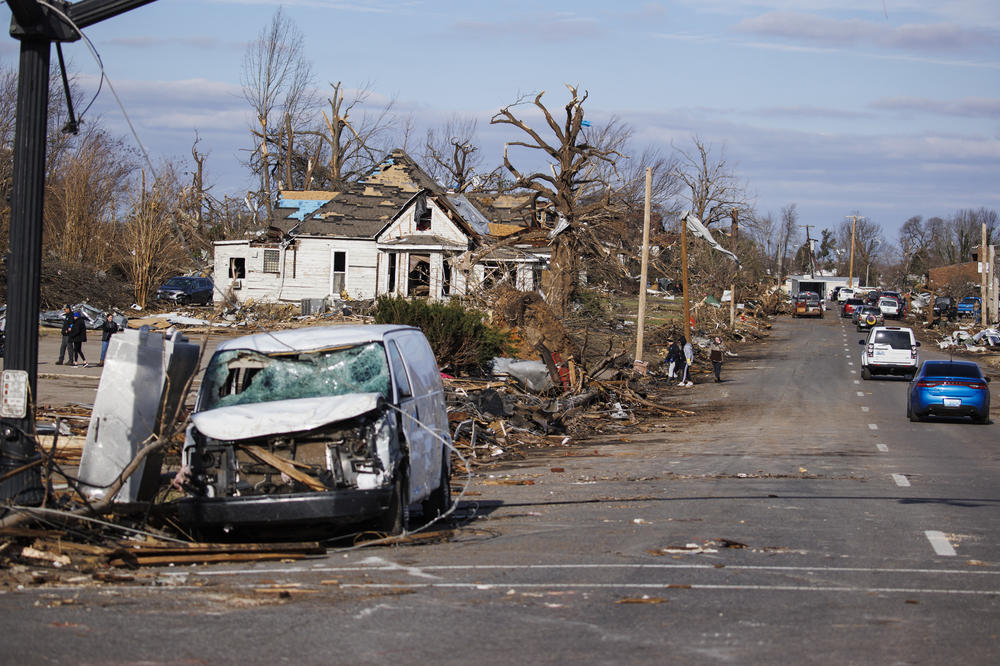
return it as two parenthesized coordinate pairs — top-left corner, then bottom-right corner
(174, 325), (451, 538)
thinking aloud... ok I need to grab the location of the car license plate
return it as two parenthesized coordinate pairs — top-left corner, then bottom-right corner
(943, 398), (961, 407)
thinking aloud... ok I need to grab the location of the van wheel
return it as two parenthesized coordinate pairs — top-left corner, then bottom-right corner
(381, 468), (409, 536)
(862, 367), (871, 380)
(422, 455), (452, 521)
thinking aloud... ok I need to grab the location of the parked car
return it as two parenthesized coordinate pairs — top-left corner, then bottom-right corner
(907, 360), (991, 424)
(864, 290), (883, 305)
(841, 297), (864, 318)
(957, 296), (982, 318)
(856, 305), (885, 332)
(859, 326), (919, 380)
(155, 276), (214, 305)
(174, 324), (453, 539)
(837, 288), (857, 303)
(793, 291), (823, 318)
(878, 296), (901, 319)
(932, 295), (957, 321)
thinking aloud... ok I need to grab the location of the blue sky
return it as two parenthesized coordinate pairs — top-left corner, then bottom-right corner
(2, 0), (999, 243)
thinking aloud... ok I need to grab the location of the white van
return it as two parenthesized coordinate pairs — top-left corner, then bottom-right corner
(859, 326), (920, 380)
(174, 325), (451, 538)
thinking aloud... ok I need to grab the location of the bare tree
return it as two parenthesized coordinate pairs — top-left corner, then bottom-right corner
(304, 81), (399, 188)
(241, 7), (317, 216)
(120, 168), (190, 308)
(776, 204), (799, 280)
(490, 85), (623, 316)
(423, 116), (486, 192)
(44, 125), (135, 266)
(672, 137), (752, 228)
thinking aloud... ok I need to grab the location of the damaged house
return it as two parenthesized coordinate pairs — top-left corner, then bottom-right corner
(213, 150), (549, 305)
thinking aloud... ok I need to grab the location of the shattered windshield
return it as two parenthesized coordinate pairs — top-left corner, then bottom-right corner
(200, 341), (391, 411)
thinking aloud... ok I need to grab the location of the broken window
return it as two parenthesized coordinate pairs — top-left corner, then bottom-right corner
(417, 207), (431, 231)
(332, 250), (347, 294)
(387, 253), (397, 293)
(201, 342), (391, 411)
(407, 254), (431, 297)
(229, 257), (246, 279)
(262, 249), (280, 274)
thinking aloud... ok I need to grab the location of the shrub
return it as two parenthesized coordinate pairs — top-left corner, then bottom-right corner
(373, 296), (511, 375)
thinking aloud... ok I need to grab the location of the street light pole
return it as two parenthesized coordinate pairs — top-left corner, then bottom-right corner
(2, 0), (159, 507)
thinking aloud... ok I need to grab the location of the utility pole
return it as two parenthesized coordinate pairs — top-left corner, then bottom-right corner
(730, 208), (739, 328)
(634, 167), (652, 365)
(981, 222), (988, 322)
(681, 214), (691, 343)
(2, 0), (159, 507)
(801, 224), (817, 276)
(846, 215), (859, 288)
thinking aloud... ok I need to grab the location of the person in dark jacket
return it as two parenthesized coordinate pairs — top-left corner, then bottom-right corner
(709, 336), (727, 382)
(98, 312), (119, 366)
(55, 305), (73, 365)
(68, 311), (88, 367)
(665, 338), (681, 379)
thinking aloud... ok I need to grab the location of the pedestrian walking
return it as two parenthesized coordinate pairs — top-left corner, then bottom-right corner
(68, 311), (88, 367)
(98, 312), (119, 366)
(55, 304), (73, 365)
(677, 335), (694, 387)
(665, 338), (681, 379)
(709, 336), (726, 382)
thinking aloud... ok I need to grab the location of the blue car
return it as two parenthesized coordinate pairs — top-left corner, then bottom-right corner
(907, 360), (991, 424)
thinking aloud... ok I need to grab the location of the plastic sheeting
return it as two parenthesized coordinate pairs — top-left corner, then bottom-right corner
(491, 358), (553, 393)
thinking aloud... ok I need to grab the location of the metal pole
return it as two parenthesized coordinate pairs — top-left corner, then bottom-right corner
(1, 35), (50, 506)
(730, 208), (739, 328)
(634, 167), (652, 363)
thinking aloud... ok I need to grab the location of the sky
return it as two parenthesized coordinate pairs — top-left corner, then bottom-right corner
(2, 0), (999, 248)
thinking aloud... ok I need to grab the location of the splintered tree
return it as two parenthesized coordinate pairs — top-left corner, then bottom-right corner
(422, 116), (497, 193)
(673, 137), (752, 227)
(491, 85), (621, 316)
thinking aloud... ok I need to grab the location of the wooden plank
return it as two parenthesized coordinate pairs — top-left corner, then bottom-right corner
(242, 445), (327, 491)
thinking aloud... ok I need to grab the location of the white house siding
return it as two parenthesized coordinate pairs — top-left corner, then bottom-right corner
(380, 199), (469, 245)
(213, 237), (381, 304)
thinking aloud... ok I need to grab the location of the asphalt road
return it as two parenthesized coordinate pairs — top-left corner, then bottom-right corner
(2, 315), (997, 665)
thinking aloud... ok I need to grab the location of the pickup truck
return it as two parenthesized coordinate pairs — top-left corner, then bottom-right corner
(957, 296), (981, 318)
(793, 291), (823, 318)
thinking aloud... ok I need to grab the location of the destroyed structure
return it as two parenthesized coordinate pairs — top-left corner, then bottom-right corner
(213, 150), (550, 305)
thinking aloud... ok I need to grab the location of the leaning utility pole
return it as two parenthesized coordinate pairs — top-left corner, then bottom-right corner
(680, 212), (691, 343)
(2, 0), (158, 507)
(982, 222), (988, 321)
(730, 208), (739, 328)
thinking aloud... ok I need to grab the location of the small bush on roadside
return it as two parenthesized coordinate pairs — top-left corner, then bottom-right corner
(373, 296), (511, 375)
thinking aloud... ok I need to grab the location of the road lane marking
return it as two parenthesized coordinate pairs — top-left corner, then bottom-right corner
(848, 362), (854, 366)
(925, 531), (957, 557)
(861, 406), (870, 412)
(854, 380), (860, 384)
(850, 370), (857, 374)
(876, 443), (889, 452)
(892, 474), (910, 487)
(868, 423), (878, 430)
(856, 392), (865, 396)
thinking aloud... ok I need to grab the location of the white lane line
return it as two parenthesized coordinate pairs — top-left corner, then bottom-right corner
(925, 531), (957, 557)
(854, 380), (860, 384)
(848, 362), (854, 366)
(868, 423), (878, 430)
(332, 582), (999, 595)
(876, 443), (889, 452)
(850, 370), (857, 374)
(892, 473), (911, 487)
(861, 406), (870, 412)
(856, 391), (865, 396)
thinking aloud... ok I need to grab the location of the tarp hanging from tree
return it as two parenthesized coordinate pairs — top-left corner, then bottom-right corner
(680, 212), (740, 266)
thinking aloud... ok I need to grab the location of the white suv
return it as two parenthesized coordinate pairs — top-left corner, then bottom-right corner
(859, 326), (920, 380)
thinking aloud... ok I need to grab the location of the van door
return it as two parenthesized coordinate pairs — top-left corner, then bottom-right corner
(388, 333), (442, 503)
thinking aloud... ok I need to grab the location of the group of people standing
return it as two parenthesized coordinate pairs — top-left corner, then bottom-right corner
(665, 335), (729, 386)
(55, 305), (120, 368)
